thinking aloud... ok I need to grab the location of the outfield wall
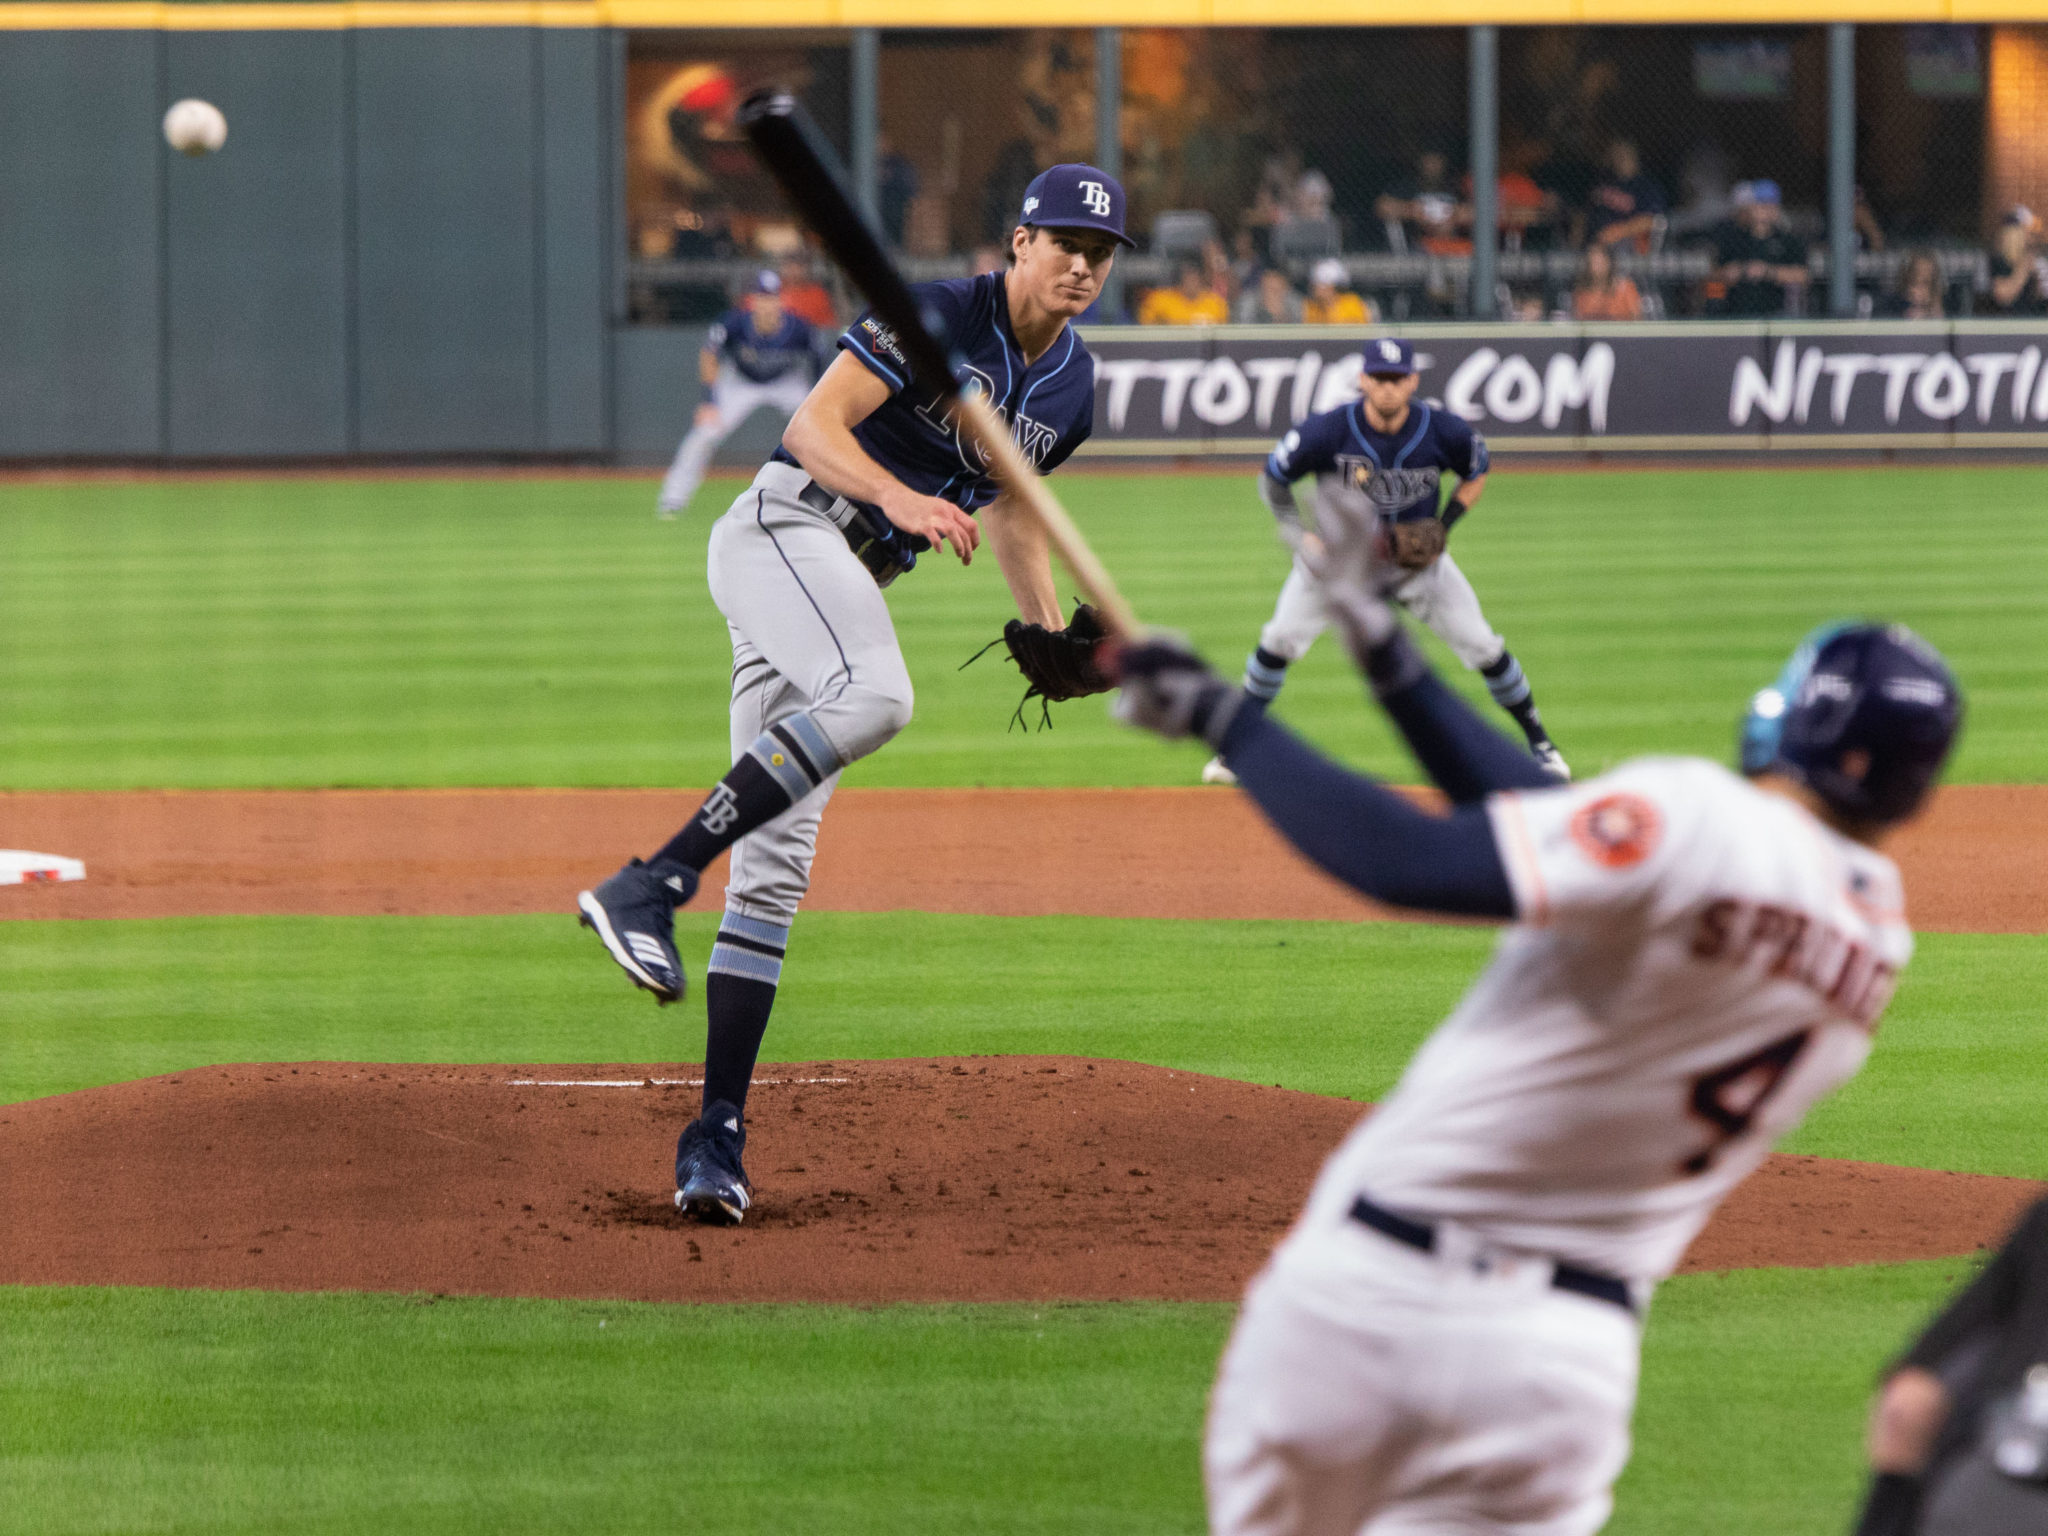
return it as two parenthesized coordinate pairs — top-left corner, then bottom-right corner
(0, 25), (613, 460)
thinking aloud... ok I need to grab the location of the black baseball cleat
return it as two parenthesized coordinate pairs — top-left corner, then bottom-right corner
(577, 858), (696, 1004)
(675, 1100), (751, 1225)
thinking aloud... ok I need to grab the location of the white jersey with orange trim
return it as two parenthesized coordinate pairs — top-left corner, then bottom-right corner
(1297, 755), (1912, 1284)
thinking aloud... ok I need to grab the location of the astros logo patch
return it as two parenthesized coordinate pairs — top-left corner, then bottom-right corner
(1568, 793), (1662, 870)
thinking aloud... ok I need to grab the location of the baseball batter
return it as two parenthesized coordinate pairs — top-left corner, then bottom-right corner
(656, 270), (826, 519)
(1202, 336), (1567, 786)
(579, 164), (1131, 1224)
(1113, 493), (1963, 1535)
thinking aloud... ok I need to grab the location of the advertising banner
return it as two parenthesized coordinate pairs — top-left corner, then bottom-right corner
(1076, 321), (2048, 457)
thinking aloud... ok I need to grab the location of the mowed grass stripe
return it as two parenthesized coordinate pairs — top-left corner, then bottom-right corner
(4, 912), (2043, 1178)
(2, 467), (2043, 788)
(0, 1261), (1971, 1536)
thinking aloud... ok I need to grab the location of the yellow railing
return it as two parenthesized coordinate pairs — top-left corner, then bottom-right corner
(3, 0), (2045, 31)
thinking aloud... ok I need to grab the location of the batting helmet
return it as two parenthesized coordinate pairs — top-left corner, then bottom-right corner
(1738, 621), (1962, 826)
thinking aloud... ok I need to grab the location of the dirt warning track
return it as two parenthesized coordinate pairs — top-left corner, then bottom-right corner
(1, 783), (2040, 931)
(2, 1060), (2037, 1305)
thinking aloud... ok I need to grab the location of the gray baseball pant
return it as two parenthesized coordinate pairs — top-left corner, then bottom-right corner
(704, 460), (914, 941)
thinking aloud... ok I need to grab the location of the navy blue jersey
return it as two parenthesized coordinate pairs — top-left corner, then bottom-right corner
(776, 272), (1094, 512)
(709, 307), (820, 385)
(1268, 398), (1487, 521)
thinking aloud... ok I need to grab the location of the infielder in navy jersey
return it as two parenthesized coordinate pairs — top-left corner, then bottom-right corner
(1202, 337), (1569, 785)
(579, 165), (1130, 1224)
(656, 270), (827, 518)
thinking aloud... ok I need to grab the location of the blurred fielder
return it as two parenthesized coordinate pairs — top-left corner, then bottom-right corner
(656, 270), (826, 519)
(1114, 491), (1962, 1535)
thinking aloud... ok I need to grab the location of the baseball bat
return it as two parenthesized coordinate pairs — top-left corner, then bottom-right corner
(737, 88), (1141, 639)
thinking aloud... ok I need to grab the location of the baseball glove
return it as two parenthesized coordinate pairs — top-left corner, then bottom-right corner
(1387, 516), (1447, 571)
(966, 603), (1114, 729)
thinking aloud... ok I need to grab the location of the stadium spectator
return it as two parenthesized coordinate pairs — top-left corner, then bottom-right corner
(1667, 140), (1737, 240)
(1235, 266), (1304, 324)
(876, 132), (918, 250)
(1138, 257), (1229, 325)
(776, 257), (837, 328)
(1875, 251), (1945, 320)
(1855, 183), (1888, 255)
(1271, 168), (1344, 274)
(1301, 257), (1376, 324)
(1465, 158), (1552, 250)
(1571, 242), (1642, 320)
(1587, 138), (1666, 254)
(1376, 150), (1469, 256)
(1985, 208), (2048, 316)
(1709, 181), (1809, 317)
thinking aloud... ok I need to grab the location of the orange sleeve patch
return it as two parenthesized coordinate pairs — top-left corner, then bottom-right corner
(1568, 793), (1664, 871)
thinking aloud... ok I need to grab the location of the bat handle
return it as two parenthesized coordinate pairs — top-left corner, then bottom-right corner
(954, 393), (1142, 639)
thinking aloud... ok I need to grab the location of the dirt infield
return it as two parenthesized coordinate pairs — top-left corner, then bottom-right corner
(2, 783), (2042, 931)
(3, 1059), (2037, 1305)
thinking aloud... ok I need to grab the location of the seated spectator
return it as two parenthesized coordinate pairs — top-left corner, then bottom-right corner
(1376, 149), (1469, 256)
(1587, 139), (1666, 254)
(1235, 266), (1303, 324)
(1302, 258), (1376, 324)
(1986, 207), (2048, 316)
(1272, 168), (1344, 273)
(1875, 250), (1945, 320)
(1138, 258), (1229, 325)
(1710, 181), (1808, 317)
(777, 256), (837, 328)
(1463, 163), (1551, 251)
(1571, 242), (1642, 320)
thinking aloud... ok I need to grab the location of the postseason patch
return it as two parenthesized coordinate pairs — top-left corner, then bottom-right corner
(1569, 793), (1663, 870)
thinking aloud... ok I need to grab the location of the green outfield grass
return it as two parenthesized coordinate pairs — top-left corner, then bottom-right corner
(0, 1261), (1970, 1536)
(2, 466), (2044, 789)
(5, 912), (2044, 1178)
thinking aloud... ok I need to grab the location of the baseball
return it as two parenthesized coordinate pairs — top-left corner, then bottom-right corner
(162, 99), (227, 157)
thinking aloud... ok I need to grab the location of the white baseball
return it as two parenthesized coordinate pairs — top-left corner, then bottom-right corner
(162, 99), (228, 157)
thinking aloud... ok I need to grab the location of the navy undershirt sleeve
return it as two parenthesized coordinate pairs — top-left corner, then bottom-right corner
(1374, 658), (1556, 804)
(1217, 709), (1515, 918)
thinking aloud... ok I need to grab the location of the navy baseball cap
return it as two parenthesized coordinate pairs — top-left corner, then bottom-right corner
(1362, 337), (1417, 376)
(1019, 164), (1134, 248)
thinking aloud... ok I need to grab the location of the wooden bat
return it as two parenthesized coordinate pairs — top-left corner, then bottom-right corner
(736, 88), (1140, 638)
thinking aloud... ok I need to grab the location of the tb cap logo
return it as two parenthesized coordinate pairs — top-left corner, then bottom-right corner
(1080, 181), (1112, 217)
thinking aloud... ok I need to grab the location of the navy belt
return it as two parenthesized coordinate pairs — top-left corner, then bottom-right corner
(1349, 1195), (1635, 1316)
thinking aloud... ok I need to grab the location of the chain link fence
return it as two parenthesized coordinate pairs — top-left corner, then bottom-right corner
(624, 24), (2045, 326)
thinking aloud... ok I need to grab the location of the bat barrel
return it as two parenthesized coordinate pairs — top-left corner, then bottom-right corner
(738, 89), (960, 401)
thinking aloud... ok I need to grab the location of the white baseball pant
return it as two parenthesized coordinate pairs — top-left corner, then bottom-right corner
(705, 460), (914, 927)
(1205, 1218), (1639, 1536)
(660, 367), (813, 514)
(1259, 551), (1506, 672)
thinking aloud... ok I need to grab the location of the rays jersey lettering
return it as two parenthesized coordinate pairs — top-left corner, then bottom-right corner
(1269, 398), (1487, 521)
(914, 364), (1063, 473)
(779, 272), (1094, 513)
(709, 307), (821, 386)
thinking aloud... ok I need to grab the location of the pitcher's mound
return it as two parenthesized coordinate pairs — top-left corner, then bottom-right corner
(1, 1059), (2036, 1303)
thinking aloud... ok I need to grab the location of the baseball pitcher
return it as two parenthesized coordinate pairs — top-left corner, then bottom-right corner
(656, 270), (826, 519)
(1202, 336), (1567, 787)
(579, 165), (1132, 1224)
(1114, 489), (1963, 1535)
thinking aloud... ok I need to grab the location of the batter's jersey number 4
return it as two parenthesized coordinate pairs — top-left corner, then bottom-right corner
(1682, 1028), (1813, 1175)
